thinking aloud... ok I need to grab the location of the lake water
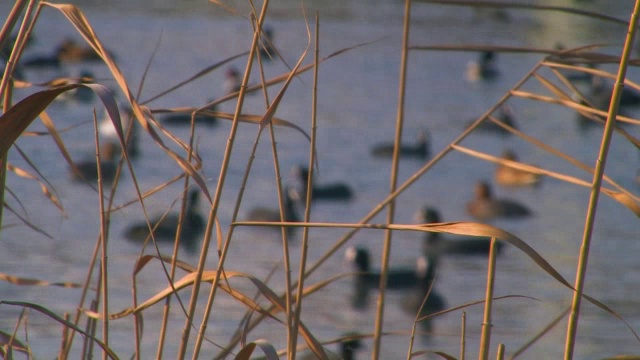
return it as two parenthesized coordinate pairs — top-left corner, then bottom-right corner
(2, 0), (640, 359)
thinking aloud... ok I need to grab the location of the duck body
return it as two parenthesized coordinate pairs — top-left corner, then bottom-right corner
(400, 255), (446, 331)
(494, 149), (542, 187)
(466, 181), (532, 221)
(69, 142), (119, 183)
(124, 190), (204, 253)
(294, 166), (354, 201)
(370, 130), (430, 159)
(345, 246), (426, 290)
(467, 105), (516, 135)
(418, 207), (504, 256)
(158, 105), (218, 127)
(466, 51), (499, 82)
(244, 188), (300, 235)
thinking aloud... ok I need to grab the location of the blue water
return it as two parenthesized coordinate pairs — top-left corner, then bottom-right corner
(2, 0), (640, 358)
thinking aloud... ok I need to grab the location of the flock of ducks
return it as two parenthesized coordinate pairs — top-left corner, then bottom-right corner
(9, 27), (640, 357)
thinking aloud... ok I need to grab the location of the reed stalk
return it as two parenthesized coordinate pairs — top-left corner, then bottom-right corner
(290, 13), (320, 360)
(372, 0), (411, 356)
(479, 238), (498, 360)
(563, 1), (640, 359)
(461, 312), (466, 360)
(496, 344), (504, 360)
(178, 2), (269, 357)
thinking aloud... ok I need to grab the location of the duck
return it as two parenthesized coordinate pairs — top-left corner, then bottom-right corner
(590, 76), (640, 109)
(466, 180), (533, 221)
(370, 130), (430, 159)
(54, 37), (104, 62)
(258, 25), (275, 61)
(98, 105), (140, 158)
(69, 141), (119, 183)
(416, 206), (503, 256)
(467, 104), (516, 135)
(56, 70), (96, 105)
(400, 254), (447, 331)
(124, 190), (205, 254)
(244, 187), (300, 234)
(293, 166), (354, 202)
(345, 245), (429, 310)
(494, 149), (542, 187)
(466, 50), (499, 82)
(299, 334), (362, 360)
(223, 66), (242, 95)
(158, 103), (218, 127)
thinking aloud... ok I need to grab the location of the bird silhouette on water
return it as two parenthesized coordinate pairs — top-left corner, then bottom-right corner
(466, 181), (532, 221)
(293, 165), (354, 202)
(370, 130), (430, 159)
(124, 190), (205, 254)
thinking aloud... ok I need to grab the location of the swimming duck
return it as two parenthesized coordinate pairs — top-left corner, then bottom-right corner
(590, 76), (640, 109)
(54, 37), (104, 62)
(293, 166), (354, 202)
(244, 187), (300, 234)
(124, 190), (205, 254)
(467, 105), (516, 135)
(223, 66), (242, 95)
(345, 245), (430, 310)
(494, 149), (542, 187)
(370, 130), (430, 159)
(466, 181), (532, 221)
(56, 70), (96, 105)
(258, 26), (275, 61)
(466, 51), (499, 82)
(158, 103), (218, 127)
(69, 141), (119, 183)
(299, 334), (362, 360)
(98, 105), (140, 158)
(400, 254), (447, 331)
(416, 206), (503, 256)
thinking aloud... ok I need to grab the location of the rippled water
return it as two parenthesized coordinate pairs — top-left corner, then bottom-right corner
(2, 0), (640, 358)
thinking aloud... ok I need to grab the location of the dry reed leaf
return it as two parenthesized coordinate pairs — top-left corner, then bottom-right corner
(452, 145), (640, 215)
(235, 339), (279, 360)
(3, 203), (53, 239)
(0, 272), (84, 288)
(0, 84), (78, 155)
(0, 329), (28, 355)
(132, 254), (197, 276)
(44, 3), (211, 199)
(0, 300), (118, 359)
(6, 163), (63, 212)
(112, 270), (327, 358)
(39, 111), (77, 180)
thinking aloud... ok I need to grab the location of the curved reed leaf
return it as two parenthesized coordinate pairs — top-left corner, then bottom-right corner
(0, 84), (78, 156)
(6, 163), (63, 212)
(0, 329), (29, 356)
(0, 272), (83, 288)
(235, 339), (279, 360)
(0, 301), (118, 359)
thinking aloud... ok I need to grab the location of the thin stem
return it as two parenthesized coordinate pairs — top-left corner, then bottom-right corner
(461, 312), (466, 360)
(479, 238), (498, 360)
(563, 2), (640, 359)
(372, 0), (411, 356)
(94, 113), (109, 360)
(290, 13), (320, 360)
(185, 3), (269, 359)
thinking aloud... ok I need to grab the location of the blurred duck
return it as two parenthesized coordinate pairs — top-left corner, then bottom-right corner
(494, 149), (542, 187)
(466, 51), (499, 82)
(299, 334), (362, 360)
(466, 180), (532, 221)
(416, 206), (503, 256)
(345, 246), (427, 290)
(245, 187), (300, 234)
(223, 66), (242, 95)
(56, 70), (96, 104)
(400, 254), (447, 332)
(54, 37), (104, 62)
(590, 76), (640, 109)
(124, 190), (205, 254)
(258, 25), (275, 61)
(293, 165), (354, 201)
(466, 104), (516, 135)
(158, 103), (218, 127)
(370, 130), (430, 159)
(69, 141), (119, 183)
(99, 105), (140, 158)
